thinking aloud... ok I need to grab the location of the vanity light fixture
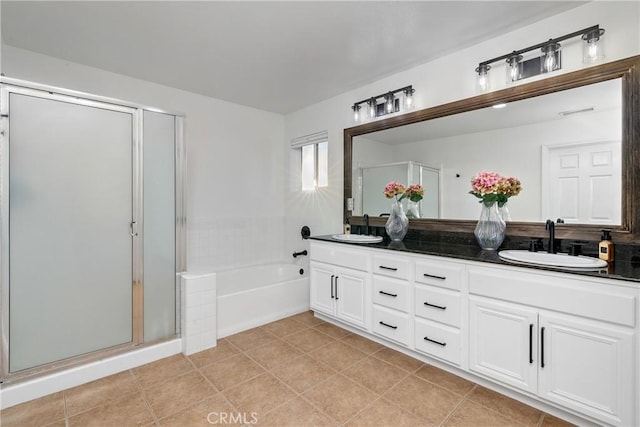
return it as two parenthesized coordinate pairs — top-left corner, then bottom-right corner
(474, 25), (604, 92)
(351, 85), (414, 124)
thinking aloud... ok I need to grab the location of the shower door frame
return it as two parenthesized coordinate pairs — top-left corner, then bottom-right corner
(0, 78), (186, 382)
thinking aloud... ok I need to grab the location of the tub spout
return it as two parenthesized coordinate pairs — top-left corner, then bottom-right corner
(293, 250), (308, 258)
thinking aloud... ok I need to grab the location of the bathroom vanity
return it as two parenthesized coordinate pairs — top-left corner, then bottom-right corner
(309, 237), (639, 426)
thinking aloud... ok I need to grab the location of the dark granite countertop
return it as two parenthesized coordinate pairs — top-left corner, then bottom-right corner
(310, 234), (640, 284)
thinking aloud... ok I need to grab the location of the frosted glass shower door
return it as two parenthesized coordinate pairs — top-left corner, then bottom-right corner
(8, 92), (135, 372)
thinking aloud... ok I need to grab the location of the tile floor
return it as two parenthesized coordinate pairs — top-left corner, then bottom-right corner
(1, 311), (574, 427)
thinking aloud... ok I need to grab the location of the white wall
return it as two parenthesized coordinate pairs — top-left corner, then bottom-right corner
(283, 1), (640, 249)
(1, 45), (285, 272)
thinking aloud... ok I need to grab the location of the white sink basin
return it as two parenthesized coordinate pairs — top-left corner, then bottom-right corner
(498, 250), (607, 270)
(332, 234), (383, 243)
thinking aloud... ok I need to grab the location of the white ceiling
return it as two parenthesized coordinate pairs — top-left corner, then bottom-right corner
(1, 1), (585, 114)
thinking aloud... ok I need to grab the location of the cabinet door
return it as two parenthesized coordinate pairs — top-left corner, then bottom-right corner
(310, 263), (335, 316)
(538, 312), (634, 426)
(335, 268), (367, 329)
(469, 296), (538, 394)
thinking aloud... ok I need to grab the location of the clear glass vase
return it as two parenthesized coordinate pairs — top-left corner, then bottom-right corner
(406, 200), (420, 219)
(474, 202), (506, 250)
(498, 202), (511, 222)
(385, 201), (409, 241)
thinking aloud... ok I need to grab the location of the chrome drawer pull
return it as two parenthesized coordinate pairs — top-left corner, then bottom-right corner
(379, 265), (398, 271)
(379, 321), (398, 330)
(379, 290), (398, 298)
(423, 301), (447, 310)
(423, 273), (446, 280)
(423, 336), (447, 346)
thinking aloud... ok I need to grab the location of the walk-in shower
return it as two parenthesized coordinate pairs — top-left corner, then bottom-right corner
(0, 79), (186, 382)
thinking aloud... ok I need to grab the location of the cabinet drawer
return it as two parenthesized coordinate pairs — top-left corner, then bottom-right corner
(414, 318), (461, 366)
(310, 242), (369, 271)
(468, 266), (636, 327)
(414, 285), (461, 327)
(415, 259), (464, 291)
(373, 254), (409, 280)
(372, 305), (410, 346)
(373, 277), (410, 313)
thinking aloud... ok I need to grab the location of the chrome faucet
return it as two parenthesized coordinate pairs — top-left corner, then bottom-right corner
(545, 219), (556, 254)
(363, 214), (370, 235)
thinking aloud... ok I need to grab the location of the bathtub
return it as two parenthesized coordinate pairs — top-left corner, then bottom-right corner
(216, 263), (309, 338)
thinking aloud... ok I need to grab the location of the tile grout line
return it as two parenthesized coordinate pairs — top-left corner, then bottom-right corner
(128, 367), (161, 426)
(437, 383), (478, 427)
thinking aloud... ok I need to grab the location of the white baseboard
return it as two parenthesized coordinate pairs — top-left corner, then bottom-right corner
(0, 339), (182, 409)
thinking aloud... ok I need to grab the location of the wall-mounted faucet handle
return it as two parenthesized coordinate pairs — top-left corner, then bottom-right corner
(528, 238), (544, 252)
(568, 242), (583, 256)
(293, 250), (308, 258)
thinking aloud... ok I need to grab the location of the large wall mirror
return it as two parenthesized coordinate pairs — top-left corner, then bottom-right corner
(344, 56), (640, 243)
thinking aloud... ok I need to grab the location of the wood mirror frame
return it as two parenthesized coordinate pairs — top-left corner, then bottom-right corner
(344, 55), (640, 243)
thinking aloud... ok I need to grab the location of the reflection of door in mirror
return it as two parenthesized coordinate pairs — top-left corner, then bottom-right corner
(543, 141), (621, 224)
(356, 161), (441, 218)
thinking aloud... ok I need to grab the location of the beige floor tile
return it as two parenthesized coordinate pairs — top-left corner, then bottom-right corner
(223, 373), (296, 415)
(261, 316), (310, 337)
(468, 386), (542, 427)
(340, 333), (385, 354)
(290, 310), (326, 327)
(0, 392), (65, 427)
(67, 393), (153, 427)
(132, 354), (194, 389)
(245, 339), (303, 370)
(343, 356), (409, 394)
(226, 328), (278, 351)
(271, 355), (337, 393)
(144, 371), (217, 419)
(414, 364), (475, 396)
(346, 397), (430, 427)
(540, 414), (576, 427)
(199, 353), (265, 390)
(303, 374), (378, 424)
(443, 399), (523, 427)
(64, 370), (139, 416)
(314, 322), (351, 339)
(385, 375), (462, 425)
(257, 397), (337, 427)
(373, 347), (424, 373)
(283, 327), (335, 352)
(157, 393), (238, 427)
(187, 339), (241, 367)
(310, 340), (367, 371)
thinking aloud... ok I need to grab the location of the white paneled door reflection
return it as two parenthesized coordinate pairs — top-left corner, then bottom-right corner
(8, 92), (135, 372)
(546, 141), (621, 224)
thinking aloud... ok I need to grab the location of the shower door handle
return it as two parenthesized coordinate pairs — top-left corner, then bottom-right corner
(130, 221), (138, 237)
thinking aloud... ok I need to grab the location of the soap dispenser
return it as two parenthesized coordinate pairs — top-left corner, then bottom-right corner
(598, 229), (614, 262)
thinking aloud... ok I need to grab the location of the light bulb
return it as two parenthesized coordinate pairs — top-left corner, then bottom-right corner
(368, 99), (376, 118)
(582, 28), (605, 65)
(352, 105), (361, 123)
(506, 54), (522, 84)
(475, 64), (490, 93)
(404, 88), (414, 111)
(541, 42), (560, 73)
(386, 93), (394, 114)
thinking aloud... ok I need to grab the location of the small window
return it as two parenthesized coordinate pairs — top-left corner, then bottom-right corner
(291, 131), (328, 191)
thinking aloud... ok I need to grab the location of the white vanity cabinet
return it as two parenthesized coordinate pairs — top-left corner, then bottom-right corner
(309, 242), (369, 329)
(309, 240), (638, 426)
(469, 265), (636, 426)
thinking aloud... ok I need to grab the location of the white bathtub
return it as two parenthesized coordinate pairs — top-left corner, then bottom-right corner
(216, 263), (309, 337)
